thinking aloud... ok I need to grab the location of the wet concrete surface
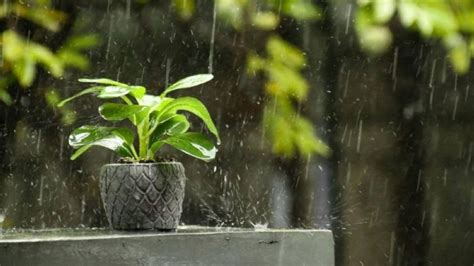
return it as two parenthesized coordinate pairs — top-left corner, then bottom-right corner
(0, 226), (334, 265)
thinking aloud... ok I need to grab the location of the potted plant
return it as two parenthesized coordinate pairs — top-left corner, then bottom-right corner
(58, 74), (219, 231)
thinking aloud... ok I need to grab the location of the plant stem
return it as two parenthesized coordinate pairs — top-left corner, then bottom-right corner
(139, 136), (149, 159)
(121, 96), (133, 105)
(138, 120), (150, 160)
(130, 146), (139, 161)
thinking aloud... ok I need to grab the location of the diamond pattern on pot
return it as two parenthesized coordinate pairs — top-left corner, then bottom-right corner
(100, 163), (186, 230)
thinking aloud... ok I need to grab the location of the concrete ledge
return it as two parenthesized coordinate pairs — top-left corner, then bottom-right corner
(0, 226), (334, 266)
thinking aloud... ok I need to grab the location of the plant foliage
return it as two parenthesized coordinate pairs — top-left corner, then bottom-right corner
(0, 0), (99, 126)
(58, 74), (219, 162)
(248, 36), (330, 157)
(356, 0), (474, 74)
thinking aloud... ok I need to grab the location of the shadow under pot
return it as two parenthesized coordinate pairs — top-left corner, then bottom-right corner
(100, 162), (186, 231)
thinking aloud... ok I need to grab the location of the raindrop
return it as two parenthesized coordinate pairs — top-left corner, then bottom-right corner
(126, 0), (131, 19)
(165, 57), (172, 88)
(465, 85), (470, 103)
(80, 194), (86, 224)
(345, 163), (352, 184)
(341, 123), (348, 144)
(356, 119), (363, 153)
(454, 74), (458, 91)
(105, 15), (114, 61)
(452, 94), (459, 120)
(443, 168), (448, 186)
(38, 175), (45, 206)
(429, 59), (436, 88)
(389, 231), (396, 264)
(429, 85), (435, 110)
(392, 47), (399, 80)
(416, 170), (422, 192)
(345, 4), (352, 35)
(208, 0), (217, 74)
(343, 70), (350, 98)
(36, 129), (42, 155)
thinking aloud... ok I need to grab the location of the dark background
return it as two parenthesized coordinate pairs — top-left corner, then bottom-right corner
(0, 1), (473, 265)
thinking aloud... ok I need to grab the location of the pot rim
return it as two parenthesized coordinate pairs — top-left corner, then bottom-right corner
(103, 162), (183, 167)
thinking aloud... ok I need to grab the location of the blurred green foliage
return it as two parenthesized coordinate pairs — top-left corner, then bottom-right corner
(248, 36), (330, 157)
(172, 0), (327, 158)
(357, 0), (474, 74)
(0, 0), (98, 117)
(211, 0), (320, 29)
(173, 0), (195, 21)
(245, 1), (328, 158)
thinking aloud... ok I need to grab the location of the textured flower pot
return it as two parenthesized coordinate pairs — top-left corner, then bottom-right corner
(100, 162), (186, 230)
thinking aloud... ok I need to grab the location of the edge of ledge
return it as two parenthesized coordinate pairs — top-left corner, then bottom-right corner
(0, 227), (333, 244)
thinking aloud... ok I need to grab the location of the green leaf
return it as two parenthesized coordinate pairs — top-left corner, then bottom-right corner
(173, 0), (195, 20)
(267, 36), (305, 68)
(426, 6), (458, 36)
(417, 12), (434, 36)
(78, 78), (129, 87)
(58, 82), (146, 107)
(25, 7), (66, 32)
(264, 98), (330, 157)
(247, 53), (266, 73)
(3, 31), (25, 61)
(149, 114), (190, 154)
(444, 34), (471, 74)
(139, 94), (162, 106)
(128, 86), (146, 99)
(57, 86), (103, 107)
(399, 2), (417, 28)
(125, 95), (164, 126)
(266, 61), (309, 99)
(99, 103), (147, 121)
(30, 43), (63, 77)
(154, 97), (174, 112)
(68, 126), (135, 160)
(57, 50), (90, 70)
(159, 97), (220, 143)
(97, 86), (130, 99)
(78, 78), (146, 99)
(0, 89), (12, 105)
(70, 144), (93, 160)
(373, 0), (395, 24)
(282, 0), (321, 21)
(357, 25), (393, 55)
(470, 38), (474, 54)
(161, 133), (217, 161)
(161, 74), (214, 97)
(160, 115), (190, 135)
(293, 116), (330, 157)
(63, 34), (100, 50)
(45, 89), (61, 107)
(69, 126), (133, 148)
(252, 11), (279, 30)
(450, 45), (470, 74)
(148, 111), (175, 135)
(150, 114), (190, 143)
(13, 55), (36, 87)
